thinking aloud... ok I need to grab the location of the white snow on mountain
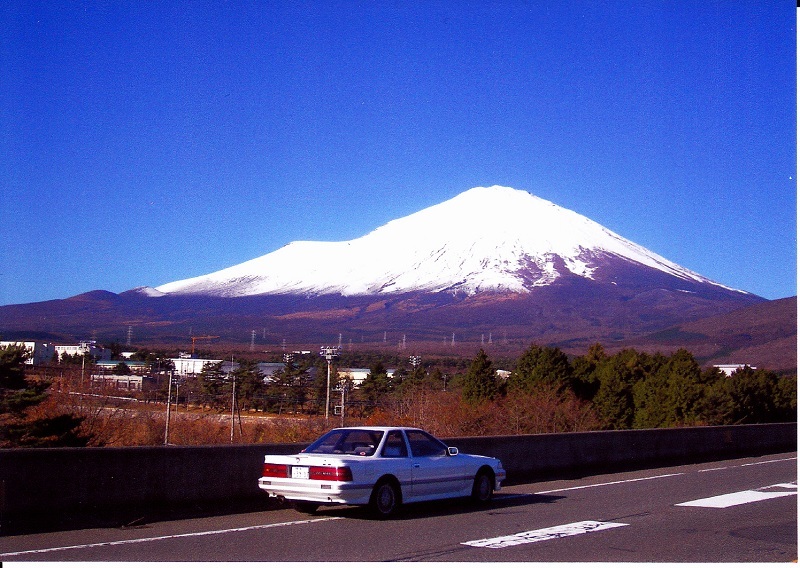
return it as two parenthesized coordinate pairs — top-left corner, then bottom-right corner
(129, 286), (167, 298)
(155, 186), (739, 297)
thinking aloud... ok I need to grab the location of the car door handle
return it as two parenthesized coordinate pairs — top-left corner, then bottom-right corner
(413, 463), (420, 468)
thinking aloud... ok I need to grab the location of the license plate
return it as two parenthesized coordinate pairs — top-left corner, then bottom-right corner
(291, 466), (309, 479)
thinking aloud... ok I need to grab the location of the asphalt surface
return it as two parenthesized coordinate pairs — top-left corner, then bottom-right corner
(1, 451), (795, 562)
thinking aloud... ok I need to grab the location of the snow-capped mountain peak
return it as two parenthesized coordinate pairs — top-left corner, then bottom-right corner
(154, 186), (739, 297)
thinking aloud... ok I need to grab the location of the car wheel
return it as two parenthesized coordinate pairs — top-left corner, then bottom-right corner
(471, 469), (494, 504)
(369, 478), (400, 518)
(292, 501), (320, 514)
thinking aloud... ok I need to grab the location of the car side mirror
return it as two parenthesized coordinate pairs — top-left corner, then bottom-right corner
(447, 447), (459, 456)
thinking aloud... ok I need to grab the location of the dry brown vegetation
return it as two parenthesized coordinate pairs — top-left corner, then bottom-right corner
(30, 366), (599, 447)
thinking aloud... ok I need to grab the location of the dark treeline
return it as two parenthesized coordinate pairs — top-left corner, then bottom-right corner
(0, 342), (796, 447)
(461, 344), (796, 429)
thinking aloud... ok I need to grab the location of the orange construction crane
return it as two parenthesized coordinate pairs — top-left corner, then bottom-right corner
(191, 335), (219, 355)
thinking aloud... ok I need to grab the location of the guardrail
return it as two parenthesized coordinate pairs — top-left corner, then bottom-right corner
(0, 423), (795, 534)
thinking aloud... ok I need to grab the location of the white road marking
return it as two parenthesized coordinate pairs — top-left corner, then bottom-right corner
(0, 516), (339, 558)
(741, 457), (797, 467)
(699, 457), (796, 473)
(492, 472), (685, 502)
(676, 482), (797, 508)
(462, 520), (628, 549)
(534, 472), (685, 494)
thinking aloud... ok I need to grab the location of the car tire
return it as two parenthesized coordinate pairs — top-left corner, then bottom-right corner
(471, 469), (494, 504)
(369, 478), (400, 518)
(292, 501), (320, 514)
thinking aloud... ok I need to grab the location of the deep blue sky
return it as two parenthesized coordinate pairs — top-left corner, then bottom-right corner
(1, 1), (796, 305)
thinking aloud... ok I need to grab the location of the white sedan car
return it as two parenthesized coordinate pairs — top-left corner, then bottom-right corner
(258, 426), (506, 517)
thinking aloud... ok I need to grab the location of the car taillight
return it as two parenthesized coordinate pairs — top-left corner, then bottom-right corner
(262, 463), (289, 478)
(309, 466), (353, 482)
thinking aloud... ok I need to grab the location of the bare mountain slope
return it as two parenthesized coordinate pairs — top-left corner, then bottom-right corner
(622, 296), (797, 371)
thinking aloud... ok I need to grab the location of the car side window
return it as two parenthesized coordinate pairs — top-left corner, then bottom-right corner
(381, 430), (408, 458)
(406, 430), (448, 457)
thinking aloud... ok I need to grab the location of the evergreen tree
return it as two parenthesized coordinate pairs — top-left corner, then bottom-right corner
(108, 342), (124, 360)
(360, 361), (391, 404)
(197, 361), (226, 409)
(508, 344), (573, 394)
(663, 349), (703, 424)
(232, 360), (265, 411)
(633, 349), (698, 428)
(0, 345), (90, 448)
(0, 344), (28, 389)
(712, 367), (788, 424)
(771, 373), (797, 422)
(571, 343), (607, 400)
(695, 366), (730, 425)
(311, 359), (333, 413)
(270, 358), (308, 412)
(462, 349), (499, 404)
(591, 349), (653, 429)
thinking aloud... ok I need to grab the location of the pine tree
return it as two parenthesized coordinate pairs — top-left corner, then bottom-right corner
(0, 345), (90, 447)
(591, 349), (650, 429)
(462, 349), (499, 404)
(633, 349), (700, 428)
(508, 344), (573, 394)
(360, 361), (391, 404)
(571, 343), (607, 400)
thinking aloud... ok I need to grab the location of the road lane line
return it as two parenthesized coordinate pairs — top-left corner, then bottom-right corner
(534, 472), (685, 494)
(676, 482), (797, 508)
(741, 457), (797, 467)
(461, 520), (628, 549)
(699, 457), (796, 473)
(492, 472), (685, 502)
(0, 516), (339, 558)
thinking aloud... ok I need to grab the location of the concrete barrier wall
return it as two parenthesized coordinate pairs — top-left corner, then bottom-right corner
(446, 422), (796, 482)
(0, 423), (794, 532)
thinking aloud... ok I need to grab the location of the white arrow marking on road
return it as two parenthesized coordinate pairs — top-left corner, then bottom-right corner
(676, 482), (797, 508)
(461, 520), (629, 549)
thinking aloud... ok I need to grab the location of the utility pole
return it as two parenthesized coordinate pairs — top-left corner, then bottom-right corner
(80, 355), (85, 411)
(164, 370), (173, 445)
(340, 378), (346, 427)
(230, 357), (236, 443)
(320, 346), (340, 423)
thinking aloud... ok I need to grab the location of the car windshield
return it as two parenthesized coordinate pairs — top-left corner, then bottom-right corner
(303, 429), (384, 456)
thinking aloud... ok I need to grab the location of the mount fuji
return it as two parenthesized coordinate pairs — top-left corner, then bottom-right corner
(154, 186), (744, 299)
(0, 186), (769, 352)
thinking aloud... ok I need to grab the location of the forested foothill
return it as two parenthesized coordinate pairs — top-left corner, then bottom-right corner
(0, 341), (795, 448)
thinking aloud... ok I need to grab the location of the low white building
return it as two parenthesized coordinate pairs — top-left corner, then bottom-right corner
(259, 362), (288, 382)
(91, 374), (157, 391)
(96, 360), (150, 374)
(0, 341), (55, 365)
(170, 357), (224, 377)
(338, 368), (396, 387)
(55, 341), (111, 362)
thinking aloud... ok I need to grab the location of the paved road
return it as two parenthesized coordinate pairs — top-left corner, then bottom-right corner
(1, 452), (795, 562)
